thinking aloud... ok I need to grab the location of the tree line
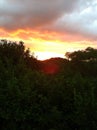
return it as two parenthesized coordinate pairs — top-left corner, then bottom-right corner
(0, 40), (97, 130)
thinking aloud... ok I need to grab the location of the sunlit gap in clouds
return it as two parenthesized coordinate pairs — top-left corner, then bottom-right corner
(28, 38), (66, 60)
(1, 28), (97, 61)
(29, 40), (95, 61)
(34, 51), (65, 61)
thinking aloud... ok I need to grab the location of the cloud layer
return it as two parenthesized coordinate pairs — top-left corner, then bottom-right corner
(0, 0), (97, 41)
(0, 0), (78, 29)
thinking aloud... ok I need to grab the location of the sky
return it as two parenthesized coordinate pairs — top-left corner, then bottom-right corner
(0, 0), (97, 60)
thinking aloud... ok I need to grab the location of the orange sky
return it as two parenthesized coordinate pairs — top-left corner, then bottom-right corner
(0, 28), (97, 60)
(0, 0), (97, 60)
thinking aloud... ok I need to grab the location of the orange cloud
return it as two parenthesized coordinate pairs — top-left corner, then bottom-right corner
(0, 28), (97, 60)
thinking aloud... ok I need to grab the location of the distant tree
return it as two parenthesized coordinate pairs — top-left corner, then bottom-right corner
(65, 47), (97, 62)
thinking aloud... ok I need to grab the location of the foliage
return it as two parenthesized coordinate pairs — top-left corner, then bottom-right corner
(0, 40), (97, 129)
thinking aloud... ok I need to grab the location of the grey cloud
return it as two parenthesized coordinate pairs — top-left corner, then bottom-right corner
(0, 0), (79, 30)
(41, 0), (97, 41)
(0, 0), (97, 42)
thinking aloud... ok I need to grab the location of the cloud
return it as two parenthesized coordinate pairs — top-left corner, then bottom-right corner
(0, 0), (79, 30)
(0, 0), (97, 42)
(39, 0), (97, 41)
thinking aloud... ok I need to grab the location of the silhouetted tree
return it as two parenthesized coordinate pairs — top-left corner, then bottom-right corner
(0, 40), (97, 129)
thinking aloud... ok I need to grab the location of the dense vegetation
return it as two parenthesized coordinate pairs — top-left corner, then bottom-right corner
(0, 39), (97, 130)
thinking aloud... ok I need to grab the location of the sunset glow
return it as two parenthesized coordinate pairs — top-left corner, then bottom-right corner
(34, 52), (64, 61)
(0, 0), (97, 60)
